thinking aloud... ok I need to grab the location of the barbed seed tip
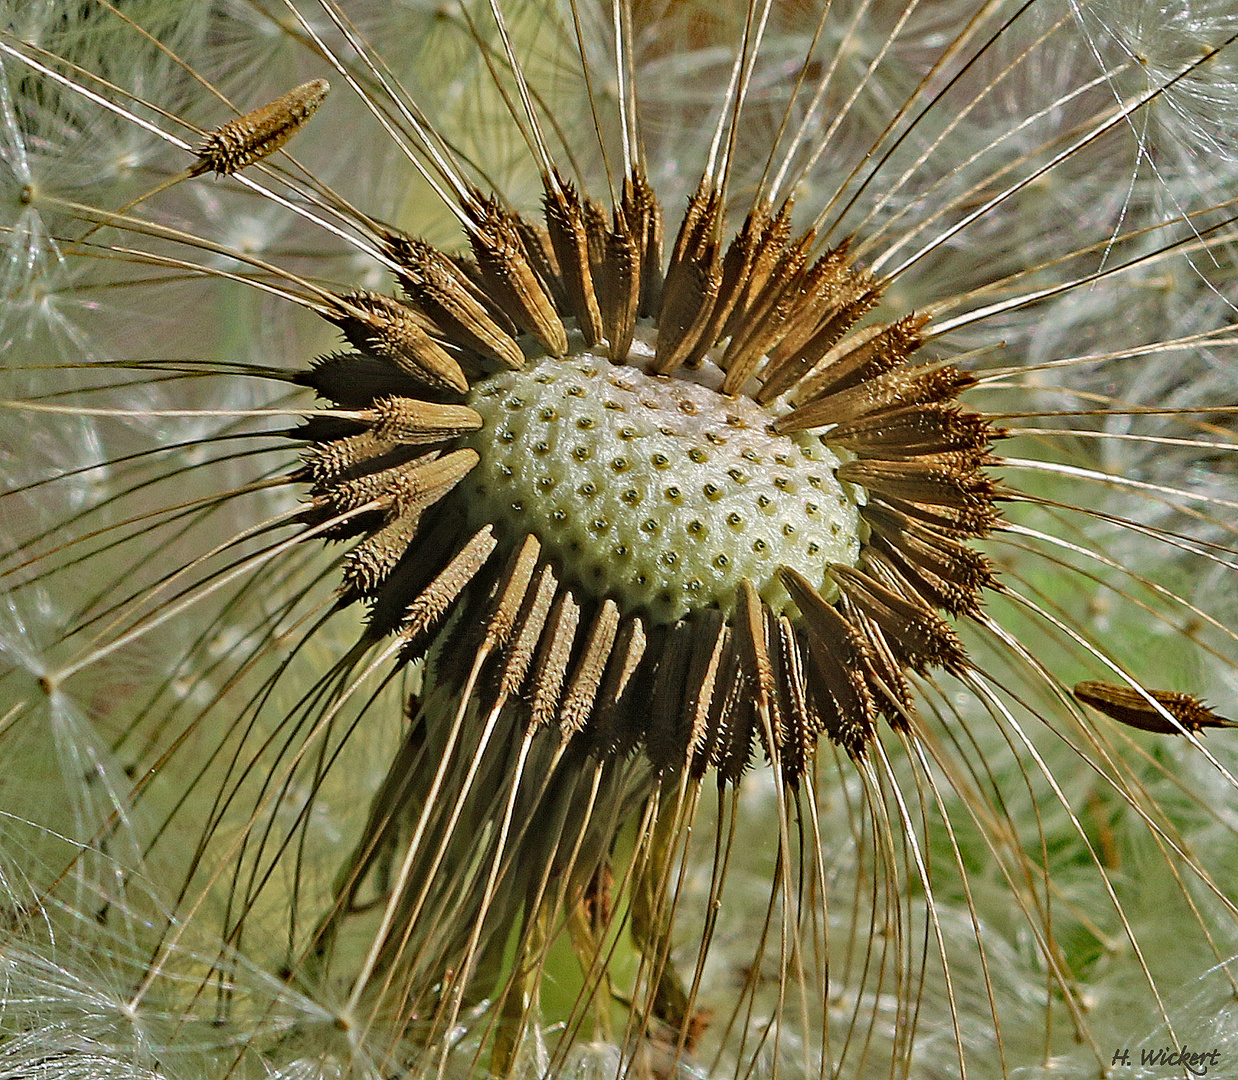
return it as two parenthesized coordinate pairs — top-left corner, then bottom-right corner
(191, 78), (331, 177)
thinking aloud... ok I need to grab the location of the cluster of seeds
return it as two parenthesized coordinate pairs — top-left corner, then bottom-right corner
(293, 154), (1005, 772)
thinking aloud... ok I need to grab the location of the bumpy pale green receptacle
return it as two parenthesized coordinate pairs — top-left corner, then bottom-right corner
(461, 351), (863, 623)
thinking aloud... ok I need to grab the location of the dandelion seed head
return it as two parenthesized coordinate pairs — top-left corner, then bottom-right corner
(4, 0), (1238, 1076)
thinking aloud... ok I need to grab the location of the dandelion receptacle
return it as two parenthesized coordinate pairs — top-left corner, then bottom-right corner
(3, 0), (1238, 1077)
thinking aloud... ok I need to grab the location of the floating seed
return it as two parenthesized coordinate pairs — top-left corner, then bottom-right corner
(191, 79), (330, 177)
(1074, 681), (1237, 735)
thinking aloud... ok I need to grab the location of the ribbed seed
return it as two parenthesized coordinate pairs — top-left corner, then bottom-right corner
(330, 291), (468, 393)
(191, 79), (329, 176)
(1074, 682), (1236, 734)
(470, 197), (568, 357)
(544, 174), (604, 346)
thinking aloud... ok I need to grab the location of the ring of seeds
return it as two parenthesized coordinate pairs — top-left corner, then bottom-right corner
(294, 163), (1001, 773)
